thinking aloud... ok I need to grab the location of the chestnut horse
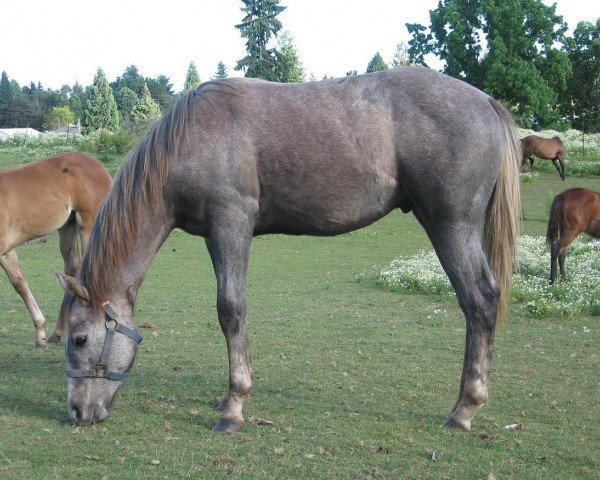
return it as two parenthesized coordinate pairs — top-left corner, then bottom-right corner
(546, 187), (600, 284)
(57, 68), (521, 432)
(521, 135), (566, 180)
(0, 152), (111, 346)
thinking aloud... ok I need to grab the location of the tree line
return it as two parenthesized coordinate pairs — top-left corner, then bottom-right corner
(1, 0), (599, 133)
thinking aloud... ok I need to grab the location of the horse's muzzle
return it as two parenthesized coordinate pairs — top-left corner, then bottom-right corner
(69, 402), (109, 425)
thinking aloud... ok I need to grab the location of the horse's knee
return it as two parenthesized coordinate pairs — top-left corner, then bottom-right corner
(217, 291), (246, 333)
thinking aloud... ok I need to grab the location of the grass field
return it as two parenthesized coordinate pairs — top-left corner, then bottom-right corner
(0, 146), (598, 479)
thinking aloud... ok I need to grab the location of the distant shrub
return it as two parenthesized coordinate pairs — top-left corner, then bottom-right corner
(374, 236), (600, 317)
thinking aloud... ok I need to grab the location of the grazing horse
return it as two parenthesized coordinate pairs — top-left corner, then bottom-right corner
(546, 187), (600, 284)
(57, 68), (521, 432)
(520, 135), (566, 180)
(0, 152), (111, 346)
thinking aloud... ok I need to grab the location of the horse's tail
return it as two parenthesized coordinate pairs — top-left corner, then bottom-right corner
(483, 99), (521, 323)
(546, 193), (563, 244)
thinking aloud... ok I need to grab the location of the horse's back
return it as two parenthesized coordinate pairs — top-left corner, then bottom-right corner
(0, 152), (111, 250)
(174, 68), (508, 235)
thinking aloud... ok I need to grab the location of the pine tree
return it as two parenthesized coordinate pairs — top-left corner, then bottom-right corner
(275, 32), (305, 83)
(214, 61), (229, 79)
(184, 61), (202, 91)
(0, 71), (14, 106)
(366, 53), (388, 73)
(235, 0), (286, 80)
(131, 84), (162, 125)
(85, 68), (119, 131)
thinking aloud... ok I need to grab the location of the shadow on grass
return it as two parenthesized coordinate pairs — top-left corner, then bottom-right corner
(0, 343), (68, 424)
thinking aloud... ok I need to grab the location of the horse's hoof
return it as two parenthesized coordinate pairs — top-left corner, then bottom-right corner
(47, 334), (61, 344)
(443, 415), (471, 431)
(35, 340), (47, 348)
(212, 418), (243, 434)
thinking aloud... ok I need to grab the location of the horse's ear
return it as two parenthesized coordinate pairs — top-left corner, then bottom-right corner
(56, 273), (90, 305)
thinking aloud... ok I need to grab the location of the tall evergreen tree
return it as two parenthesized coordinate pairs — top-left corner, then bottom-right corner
(116, 86), (139, 125)
(235, 0), (286, 80)
(131, 83), (162, 125)
(275, 32), (305, 82)
(184, 61), (202, 91)
(0, 71), (14, 106)
(366, 52), (389, 73)
(85, 68), (119, 131)
(213, 61), (229, 79)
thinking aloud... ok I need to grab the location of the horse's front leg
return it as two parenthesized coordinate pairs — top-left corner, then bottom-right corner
(205, 209), (255, 433)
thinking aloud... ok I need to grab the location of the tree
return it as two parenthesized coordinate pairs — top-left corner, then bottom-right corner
(213, 61), (229, 79)
(131, 84), (161, 126)
(184, 61), (202, 91)
(391, 42), (412, 67)
(112, 65), (146, 96)
(146, 75), (176, 111)
(235, 0), (286, 80)
(0, 71), (14, 107)
(85, 68), (119, 131)
(44, 106), (75, 131)
(562, 20), (600, 132)
(275, 32), (305, 82)
(406, 0), (570, 128)
(116, 86), (139, 125)
(366, 52), (388, 73)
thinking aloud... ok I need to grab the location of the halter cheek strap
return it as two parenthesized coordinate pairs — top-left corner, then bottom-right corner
(66, 303), (142, 381)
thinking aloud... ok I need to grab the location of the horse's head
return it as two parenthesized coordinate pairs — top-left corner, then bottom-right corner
(57, 274), (142, 425)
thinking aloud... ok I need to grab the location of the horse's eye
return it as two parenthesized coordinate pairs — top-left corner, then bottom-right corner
(74, 335), (87, 347)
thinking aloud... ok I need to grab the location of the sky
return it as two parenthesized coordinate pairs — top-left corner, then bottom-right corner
(1, 0), (599, 92)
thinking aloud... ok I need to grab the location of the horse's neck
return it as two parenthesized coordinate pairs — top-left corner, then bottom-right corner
(90, 202), (174, 305)
(117, 220), (173, 301)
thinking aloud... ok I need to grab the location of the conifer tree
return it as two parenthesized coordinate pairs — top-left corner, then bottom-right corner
(131, 84), (162, 125)
(214, 61), (228, 79)
(184, 61), (202, 91)
(85, 68), (119, 131)
(235, 0), (286, 80)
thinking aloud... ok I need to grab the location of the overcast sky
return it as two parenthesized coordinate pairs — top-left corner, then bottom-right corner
(1, 0), (598, 92)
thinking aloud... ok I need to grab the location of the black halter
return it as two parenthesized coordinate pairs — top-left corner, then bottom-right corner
(66, 303), (142, 381)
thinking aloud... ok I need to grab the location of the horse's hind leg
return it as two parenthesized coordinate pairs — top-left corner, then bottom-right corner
(415, 215), (499, 430)
(549, 241), (561, 284)
(48, 216), (80, 343)
(0, 249), (46, 347)
(205, 207), (255, 433)
(553, 230), (579, 283)
(552, 158), (564, 180)
(557, 155), (565, 180)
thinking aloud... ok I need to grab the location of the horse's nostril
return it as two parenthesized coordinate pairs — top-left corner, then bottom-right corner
(69, 404), (81, 422)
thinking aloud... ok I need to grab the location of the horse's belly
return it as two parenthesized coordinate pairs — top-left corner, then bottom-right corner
(586, 221), (600, 239)
(257, 178), (400, 235)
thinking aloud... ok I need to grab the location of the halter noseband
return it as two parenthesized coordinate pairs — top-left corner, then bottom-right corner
(66, 303), (142, 381)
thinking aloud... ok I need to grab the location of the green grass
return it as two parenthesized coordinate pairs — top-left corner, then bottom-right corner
(0, 146), (599, 479)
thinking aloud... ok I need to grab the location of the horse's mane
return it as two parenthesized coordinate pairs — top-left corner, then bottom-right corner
(80, 89), (198, 305)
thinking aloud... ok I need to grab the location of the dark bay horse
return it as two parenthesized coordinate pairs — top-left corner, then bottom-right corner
(0, 152), (111, 346)
(57, 68), (521, 432)
(521, 135), (566, 180)
(546, 187), (600, 284)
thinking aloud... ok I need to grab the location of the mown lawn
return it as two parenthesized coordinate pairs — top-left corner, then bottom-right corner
(0, 147), (598, 479)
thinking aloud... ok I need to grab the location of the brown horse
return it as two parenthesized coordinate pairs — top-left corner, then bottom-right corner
(546, 187), (600, 284)
(0, 152), (111, 346)
(521, 135), (566, 180)
(57, 68), (520, 432)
